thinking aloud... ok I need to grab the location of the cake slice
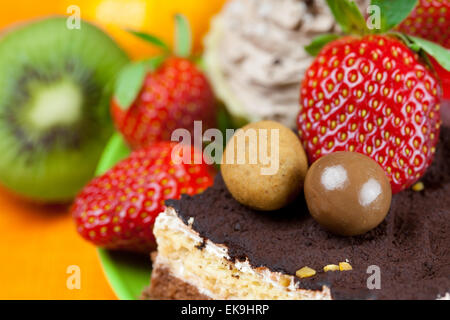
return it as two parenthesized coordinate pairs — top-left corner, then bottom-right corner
(145, 127), (450, 300)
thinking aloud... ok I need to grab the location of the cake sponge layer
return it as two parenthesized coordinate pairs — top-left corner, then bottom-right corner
(149, 207), (331, 300)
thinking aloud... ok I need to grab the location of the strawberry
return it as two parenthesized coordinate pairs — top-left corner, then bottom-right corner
(397, 0), (450, 49)
(429, 56), (450, 100)
(71, 142), (214, 252)
(298, 35), (441, 194)
(111, 14), (217, 150)
(111, 57), (216, 150)
(397, 0), (450, 99)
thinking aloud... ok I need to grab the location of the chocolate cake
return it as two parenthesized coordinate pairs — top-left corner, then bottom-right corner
(145, 126), (450, 300)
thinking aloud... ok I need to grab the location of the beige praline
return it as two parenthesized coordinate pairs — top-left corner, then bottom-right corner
(221, 120), (308, 211)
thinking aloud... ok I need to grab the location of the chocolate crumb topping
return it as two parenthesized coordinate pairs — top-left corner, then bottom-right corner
(166, 127), (450, 300)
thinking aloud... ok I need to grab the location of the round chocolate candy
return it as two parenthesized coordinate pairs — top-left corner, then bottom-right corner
(304, 151), (392, 236)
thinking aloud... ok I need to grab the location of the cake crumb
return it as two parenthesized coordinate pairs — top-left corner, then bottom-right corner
(323, 264), (340, 272)
(296, 266), (316, 278)
(339, 262), (353, 271)
(412, 182), (424, 192)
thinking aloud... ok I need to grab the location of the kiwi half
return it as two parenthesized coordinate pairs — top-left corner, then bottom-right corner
(0, 17), (129, 202)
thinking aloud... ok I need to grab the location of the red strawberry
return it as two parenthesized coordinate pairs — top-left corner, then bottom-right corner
(297, 35), (441, 194)
(429, 56), (450, 100)
(111, 57), (216, 150)
(397, 0), (450, 48)
(71, 141), (214, 252)
(397, 0), (450, 99)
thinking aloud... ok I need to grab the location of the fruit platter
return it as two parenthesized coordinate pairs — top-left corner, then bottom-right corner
(0, 0), (449, 301)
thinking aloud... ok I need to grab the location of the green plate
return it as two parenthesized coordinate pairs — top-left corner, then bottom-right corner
(95, 133), (151, 300)
(94, 108), (235, 299)
(97, 249), (151, 300)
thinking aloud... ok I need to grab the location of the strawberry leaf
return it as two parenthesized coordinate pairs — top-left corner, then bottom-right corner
(407, 36), (450, 71)
(370, 0), (418, 33)
(391, 32), (421, 51)
(127, 29), (170, 52)
(114, 57), (165, 110)
(305, 34), (340, 56)
(114, 61), (147, 110)
(326, 0), (368, 35)
(96, 133), (130, 176)
(146, 55), (166, 71)
(174, 14), (192, 58)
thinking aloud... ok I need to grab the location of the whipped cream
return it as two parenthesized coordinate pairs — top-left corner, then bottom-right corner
(204, 0), (368, 128)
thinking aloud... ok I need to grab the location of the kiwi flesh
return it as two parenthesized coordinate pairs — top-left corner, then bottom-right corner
(0, 17), (129, 202)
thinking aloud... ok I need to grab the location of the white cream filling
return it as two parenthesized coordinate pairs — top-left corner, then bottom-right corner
(437, 293), (450, 300)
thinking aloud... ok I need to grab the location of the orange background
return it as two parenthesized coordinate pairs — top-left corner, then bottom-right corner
(0, 0), (225, 299)
(0, 188), (116, 299)
(0, 0), (226, 59)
